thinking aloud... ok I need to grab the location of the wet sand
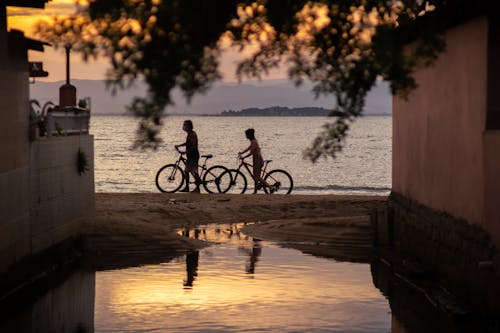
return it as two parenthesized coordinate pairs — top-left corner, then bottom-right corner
(84, 193), (387, 267)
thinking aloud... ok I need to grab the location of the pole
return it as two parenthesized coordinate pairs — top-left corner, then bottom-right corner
(65, 45), (71, 85)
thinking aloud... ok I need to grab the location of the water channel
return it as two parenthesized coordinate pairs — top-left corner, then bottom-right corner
(0, 223), (490, 332)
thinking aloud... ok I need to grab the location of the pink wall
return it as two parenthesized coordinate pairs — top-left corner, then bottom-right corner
(393, 18), (488, 227)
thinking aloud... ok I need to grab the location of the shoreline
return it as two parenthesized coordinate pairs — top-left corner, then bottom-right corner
(84, 193), (387, 267)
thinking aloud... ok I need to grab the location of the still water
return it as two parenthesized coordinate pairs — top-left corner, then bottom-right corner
(0, 224), (391, 333)
(91, 116), (391, 194)
(95, 224), (390, 333)
(2, 224), (486, 332)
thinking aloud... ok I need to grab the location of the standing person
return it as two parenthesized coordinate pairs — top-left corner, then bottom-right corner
(239, 128), (273, 194)
(175, 120), (202, 193)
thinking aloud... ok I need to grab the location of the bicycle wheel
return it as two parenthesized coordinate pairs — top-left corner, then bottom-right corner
(155, 164), (185, 193)
(263, 169), (293, 194)
(202, 165), (228, 193)
(217, 169), (248, 194)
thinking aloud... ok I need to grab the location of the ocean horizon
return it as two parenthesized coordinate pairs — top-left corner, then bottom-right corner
(92, 115), (392, 195)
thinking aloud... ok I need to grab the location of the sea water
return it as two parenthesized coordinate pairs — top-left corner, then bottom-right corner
(91, 115), (391, 194)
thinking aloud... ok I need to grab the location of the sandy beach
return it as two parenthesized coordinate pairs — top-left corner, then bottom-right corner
(83, 193), (387, 267)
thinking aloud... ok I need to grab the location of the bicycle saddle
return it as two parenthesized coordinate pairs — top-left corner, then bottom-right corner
(265, 159), (273, 163)
(202, 154), (213, 159)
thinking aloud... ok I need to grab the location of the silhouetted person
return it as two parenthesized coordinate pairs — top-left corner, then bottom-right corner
(175, 120), (202, 193)
(239, 129), (273, 194)
(240, 238), (262, 274)
(184, 251), (199, 288)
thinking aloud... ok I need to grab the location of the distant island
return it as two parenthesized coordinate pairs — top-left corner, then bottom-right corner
(220, 106), (345, 117)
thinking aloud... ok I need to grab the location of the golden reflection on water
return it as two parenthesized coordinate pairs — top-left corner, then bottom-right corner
(95, 224), (389, 332)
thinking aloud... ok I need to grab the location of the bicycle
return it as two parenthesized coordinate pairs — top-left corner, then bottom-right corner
(155, 147), (228, 193)
(217, 155), (293, 194)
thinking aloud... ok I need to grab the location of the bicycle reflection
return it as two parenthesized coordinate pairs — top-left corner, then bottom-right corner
(179, 224), (263, 288)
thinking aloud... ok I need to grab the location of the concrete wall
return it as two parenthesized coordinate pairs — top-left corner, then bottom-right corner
(0, 40), (31, 273)
(1, 27), (95, 275)
(389, 15), (500, 313)
(30, 136), (95, 254)
(392, 17), (490, 231)
(1, 131), (95, 275)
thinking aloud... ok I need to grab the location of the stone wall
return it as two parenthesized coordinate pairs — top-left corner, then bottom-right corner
(387, 192), (500, 316)
(371, 258), (491, 332)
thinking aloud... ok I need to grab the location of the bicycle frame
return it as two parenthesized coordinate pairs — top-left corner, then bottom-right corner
(235, 156), (271, 181)
(172, 151), (213, 183)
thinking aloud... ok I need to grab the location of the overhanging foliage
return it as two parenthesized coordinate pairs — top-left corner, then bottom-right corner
(36, 0), (482, 161)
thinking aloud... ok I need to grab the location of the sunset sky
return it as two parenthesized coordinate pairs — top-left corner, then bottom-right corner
(6, 0), (286, 82)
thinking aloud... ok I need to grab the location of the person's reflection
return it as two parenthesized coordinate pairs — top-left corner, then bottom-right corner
(220, 224), (244, 241)
(183, 251), (199, 288)
(239, 238), (262, 274)
(181, 227), (202, 240)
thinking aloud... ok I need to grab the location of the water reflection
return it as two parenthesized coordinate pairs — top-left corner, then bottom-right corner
(239, 239), (262, 274)
(0, 269), (95, 333)
(181, 224), (263, 275)
(184, 251), (199, 288)
(1, 223), (493, 332)
(371, 259), (491, 333)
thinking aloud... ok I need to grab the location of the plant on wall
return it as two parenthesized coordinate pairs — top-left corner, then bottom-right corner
(77, 148), (89, 175)
(55, 122), (63, 136)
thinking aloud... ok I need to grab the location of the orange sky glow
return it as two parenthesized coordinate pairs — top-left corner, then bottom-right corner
(6, 0), (287, 82)
(6, 1), (422, 83)
(7, 0), (109, 81)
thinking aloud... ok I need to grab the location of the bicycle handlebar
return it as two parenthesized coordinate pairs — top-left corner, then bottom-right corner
(175, 146), (185, 154)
